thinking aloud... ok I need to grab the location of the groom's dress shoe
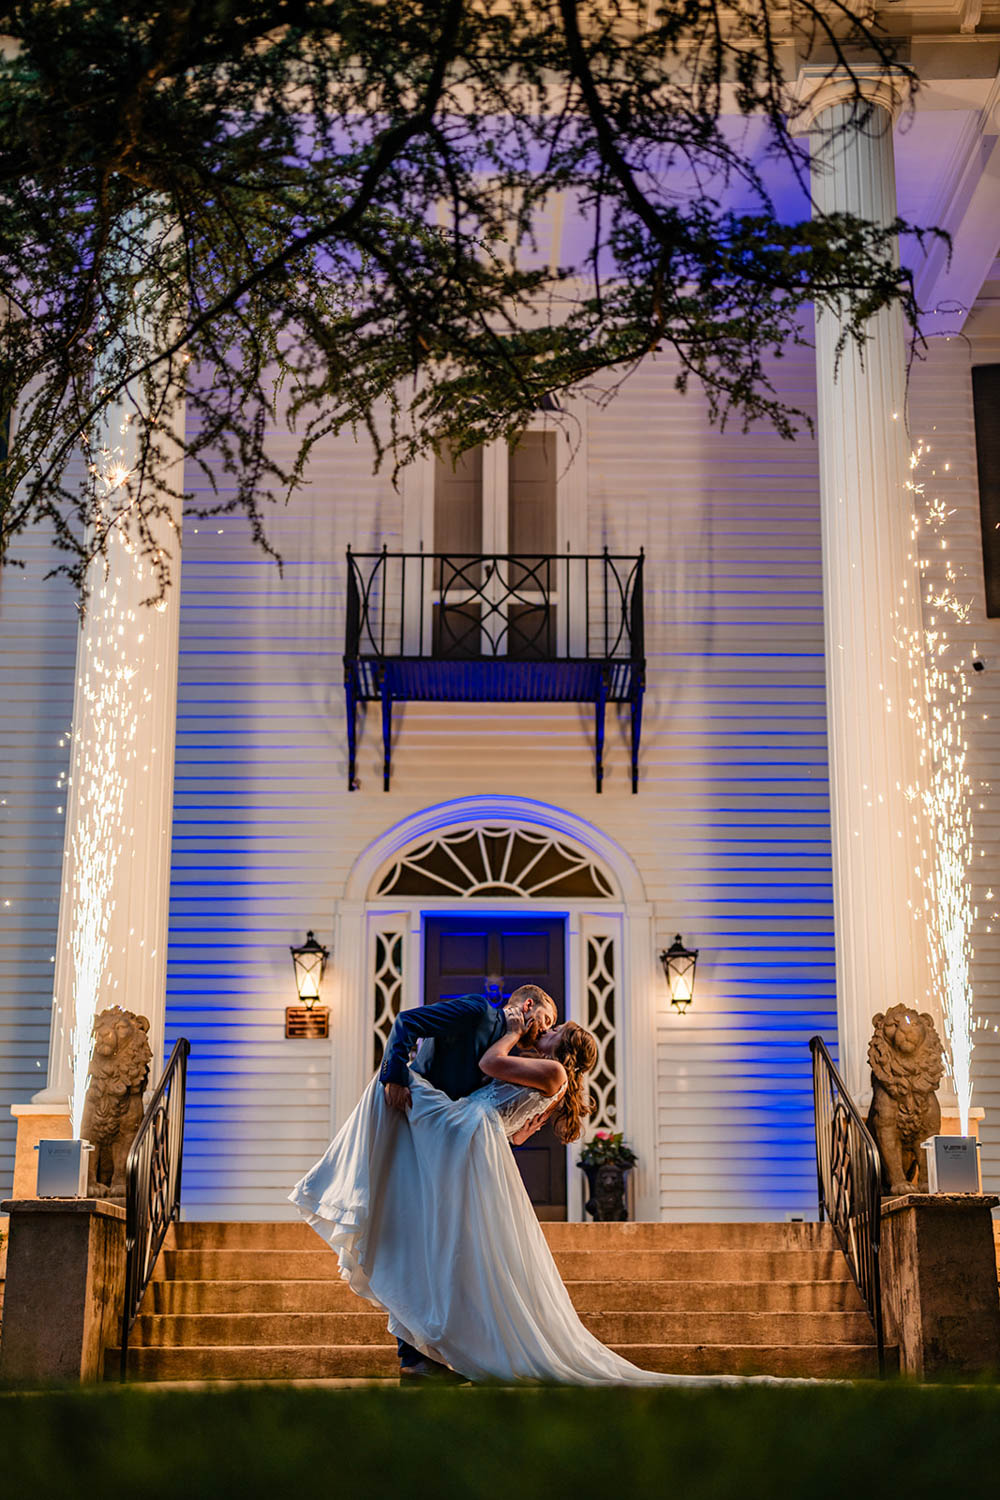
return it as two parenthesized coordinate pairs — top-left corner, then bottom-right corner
(398, 1357), (466, 1384)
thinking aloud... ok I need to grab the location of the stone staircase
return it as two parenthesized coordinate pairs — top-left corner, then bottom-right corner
(111, 1219), (894, 1380)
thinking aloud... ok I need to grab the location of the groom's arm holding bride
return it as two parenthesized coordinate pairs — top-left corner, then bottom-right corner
(381, 985), (557, 1112)
(380, 993), (505, 1111)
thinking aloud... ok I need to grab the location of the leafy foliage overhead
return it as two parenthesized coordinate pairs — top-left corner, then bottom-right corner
(0, 1), (932, 593)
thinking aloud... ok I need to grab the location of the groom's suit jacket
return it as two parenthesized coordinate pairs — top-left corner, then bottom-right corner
(379, 994), (506, 1101)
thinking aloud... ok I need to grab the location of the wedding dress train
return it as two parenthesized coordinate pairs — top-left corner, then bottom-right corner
(290, 1072), (726, 1385)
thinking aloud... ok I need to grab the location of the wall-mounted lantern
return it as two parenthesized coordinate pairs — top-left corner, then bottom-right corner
(287, 931), (330, 1038)
(290, 931), (329, 1007)
(660, 934), (698, 1014)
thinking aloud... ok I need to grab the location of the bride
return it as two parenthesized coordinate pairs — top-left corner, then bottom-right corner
(291, 1013), (705, 1385)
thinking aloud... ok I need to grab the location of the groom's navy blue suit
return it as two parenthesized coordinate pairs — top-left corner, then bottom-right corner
(379, 992), (507, 1099)
(379, 993), (507, 1369)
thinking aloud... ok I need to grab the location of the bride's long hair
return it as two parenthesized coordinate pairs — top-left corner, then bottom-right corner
(550, 1022), (599, 1144)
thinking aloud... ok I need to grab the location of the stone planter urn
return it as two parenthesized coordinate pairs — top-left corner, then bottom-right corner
(579, 1132), (637, 1221)
(583, 1161), (631, 1221)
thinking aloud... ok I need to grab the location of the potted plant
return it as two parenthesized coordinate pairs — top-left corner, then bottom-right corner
(578, 1131), (637, 1221)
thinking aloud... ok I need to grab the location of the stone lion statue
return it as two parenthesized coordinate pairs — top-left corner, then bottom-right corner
(80, 1007), (152, 1200)
(866, 1004), (944, 1197)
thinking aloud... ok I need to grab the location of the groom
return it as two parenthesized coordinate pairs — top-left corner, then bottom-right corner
(380, 982), (558, 1380)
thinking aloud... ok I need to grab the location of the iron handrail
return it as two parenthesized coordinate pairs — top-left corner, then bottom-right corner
(119, 1036), (190, 1380)
(809, 1035), (885, 1374)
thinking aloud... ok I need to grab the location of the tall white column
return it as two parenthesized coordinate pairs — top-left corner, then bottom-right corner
(35, 239), (184, 1128)
(804, 71), (936, 1100)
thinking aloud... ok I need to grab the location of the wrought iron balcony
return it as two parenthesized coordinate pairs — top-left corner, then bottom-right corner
(344, 549), (645, 793)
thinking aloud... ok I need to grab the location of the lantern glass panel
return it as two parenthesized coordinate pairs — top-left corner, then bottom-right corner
(296, 957), (322, 1002)
(669, 960), (695, 1007)
(291, 932), (328, 1008)
(661, 935), (698, 1013)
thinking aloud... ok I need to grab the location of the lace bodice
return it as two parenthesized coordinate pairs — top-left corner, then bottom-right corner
(478, 1078), (566, 1139)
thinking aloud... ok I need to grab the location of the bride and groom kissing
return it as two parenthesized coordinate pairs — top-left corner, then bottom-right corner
(290, 983), (702, 1385)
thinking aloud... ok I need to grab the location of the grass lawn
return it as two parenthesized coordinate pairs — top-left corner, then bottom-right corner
(1, 1381), (998, 1499)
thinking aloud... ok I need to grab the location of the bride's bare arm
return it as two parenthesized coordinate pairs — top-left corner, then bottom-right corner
(480, 1028), (566, 1096)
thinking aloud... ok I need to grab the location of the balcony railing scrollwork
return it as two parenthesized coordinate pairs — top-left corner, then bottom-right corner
(344, 549), (645, 793)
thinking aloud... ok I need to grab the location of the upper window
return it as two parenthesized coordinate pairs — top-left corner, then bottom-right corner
(432, 433), (558, 659)
(433, 432), (557, 556)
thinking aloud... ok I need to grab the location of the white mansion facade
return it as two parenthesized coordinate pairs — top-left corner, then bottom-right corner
(3, 14), (1000, 1223)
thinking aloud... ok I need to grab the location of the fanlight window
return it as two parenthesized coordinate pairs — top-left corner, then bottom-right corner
(374, 825), (615, 900)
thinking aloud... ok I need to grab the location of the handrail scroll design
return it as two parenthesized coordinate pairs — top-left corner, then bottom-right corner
(810, 1035), (885, 1375)
(120, 1036), (190, 1379)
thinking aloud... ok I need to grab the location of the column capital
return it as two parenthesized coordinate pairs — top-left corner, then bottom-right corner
(791, 63), (908, 135)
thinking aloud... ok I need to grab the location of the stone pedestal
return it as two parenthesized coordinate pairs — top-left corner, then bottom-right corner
(9, 1103), (72, 1198)
(0, 1199), (125, 1384)
(880, 1193), (1000, 1378)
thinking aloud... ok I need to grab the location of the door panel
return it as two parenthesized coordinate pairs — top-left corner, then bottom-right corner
(437, 931), (490, 976)
(423, 914), (567, 1219)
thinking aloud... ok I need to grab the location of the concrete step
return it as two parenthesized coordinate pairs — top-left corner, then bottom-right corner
(587, 1311), (874, 1346)
(146, 1275), (864, 1316)
(131, 1308), (876, 1349)
(605, 1343), (892, 1379)
(554, 1249), (849, 1281)
(166, 1220), (834, 1252)
(156, 1247), (851, 1283)
(115, 1344), (401, 1381)
(548, 1222), (833, 1250)
(148, 1279), (370, 1314)
(111, 1340), (892, 1383)
(566, 1279), (864, 1314)
(135, 1312), (395, 1348)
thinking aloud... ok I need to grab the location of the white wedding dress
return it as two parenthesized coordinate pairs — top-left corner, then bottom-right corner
(289, 1071), (728, 1385)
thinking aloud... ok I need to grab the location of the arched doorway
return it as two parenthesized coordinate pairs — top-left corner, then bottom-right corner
(332, 797), (658, 1221)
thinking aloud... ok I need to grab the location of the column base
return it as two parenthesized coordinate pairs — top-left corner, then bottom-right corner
(880, 1192), (1000, 1379)
(0, 1198), (126, 1384)
(9, 1103), (72, 1199)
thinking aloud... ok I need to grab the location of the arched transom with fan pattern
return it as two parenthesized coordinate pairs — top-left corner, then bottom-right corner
(373, 824), (617, 901)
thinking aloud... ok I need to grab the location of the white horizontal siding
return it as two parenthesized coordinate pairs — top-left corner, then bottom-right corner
(0, 524), (77, 1198)
(165, 425), (401, 1215)
(587, 346), (835, 1220)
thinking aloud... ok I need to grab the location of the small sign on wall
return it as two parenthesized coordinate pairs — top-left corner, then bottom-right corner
(285, 1006), (330, 1040)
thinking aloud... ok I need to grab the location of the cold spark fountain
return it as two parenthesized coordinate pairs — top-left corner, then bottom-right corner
(65, 439), (150, 1136)
(903, 439), (976, 1133)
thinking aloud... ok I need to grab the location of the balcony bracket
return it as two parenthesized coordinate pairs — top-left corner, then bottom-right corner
(381, 672), (393, 793)
(630, 681), (644, 795)
(595, 673), (607, 794)
(345, 667), (359, 792)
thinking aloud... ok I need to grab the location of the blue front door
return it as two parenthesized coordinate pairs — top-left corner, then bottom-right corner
(423, 914), (567, 1219)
